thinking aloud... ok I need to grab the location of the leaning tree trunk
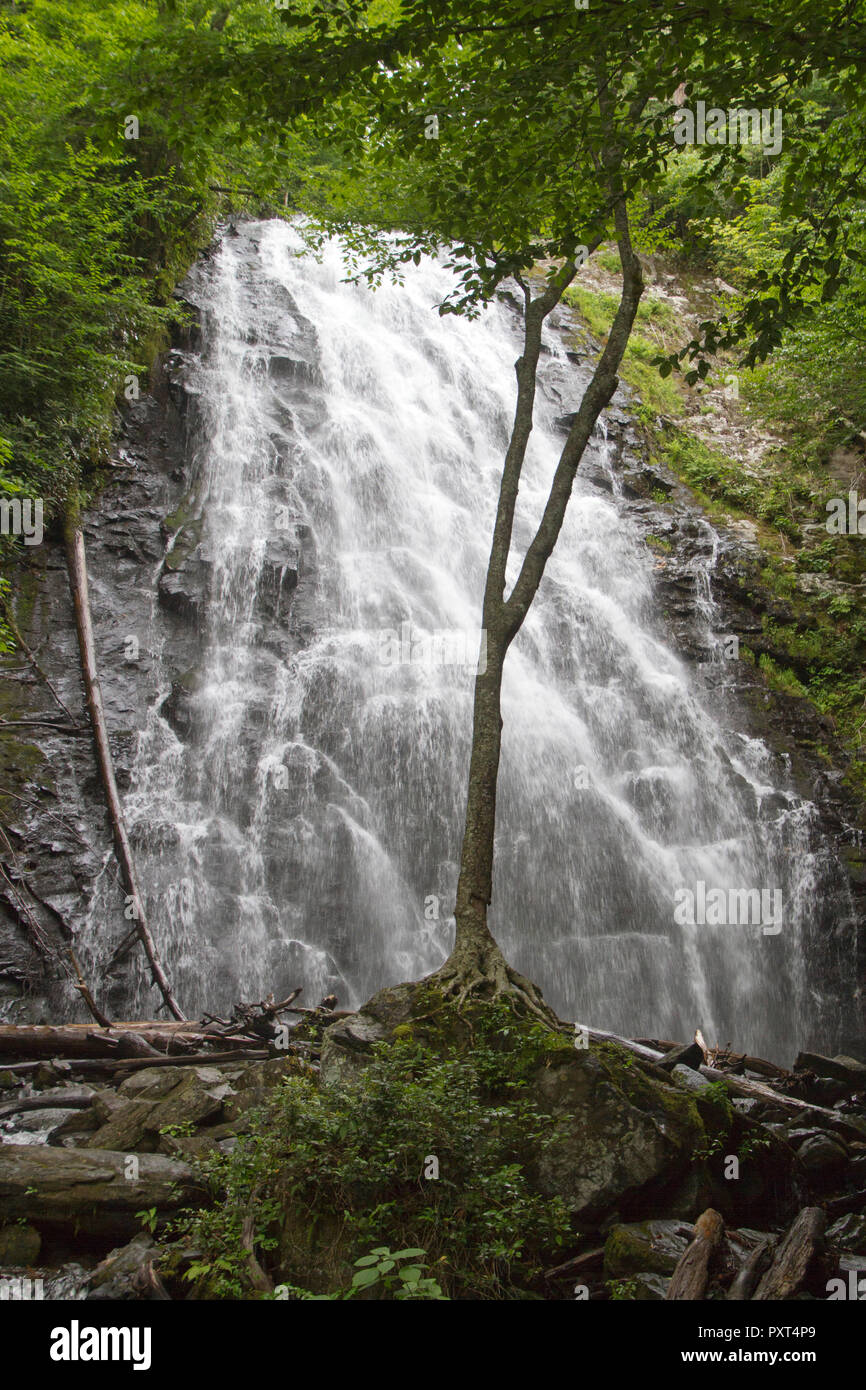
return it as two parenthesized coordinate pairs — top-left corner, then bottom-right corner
(64, 503), (184, 1021)
(441, 95), (645, 1017)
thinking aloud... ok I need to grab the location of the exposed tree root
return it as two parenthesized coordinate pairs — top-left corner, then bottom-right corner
(428, 936), (565, 1034)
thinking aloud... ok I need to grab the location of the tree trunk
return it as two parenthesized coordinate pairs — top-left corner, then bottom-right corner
(753, 1208), (827, 1300)
(727, 1239), (772, 1300)
(451, 640), (507, 970)
(64, 505), (184, 1021)
(445, 154), (644, 1000)
(665, 1208), (725, 1300)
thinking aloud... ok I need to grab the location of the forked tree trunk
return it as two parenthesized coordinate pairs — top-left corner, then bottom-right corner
(448, 178), (645, 986)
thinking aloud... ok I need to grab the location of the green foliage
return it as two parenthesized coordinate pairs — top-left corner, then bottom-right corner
(607, 1276), (641, 1300)
(564, 282), (686, 416)
(699, 1079), (734, 1122)
(737, 1131), (772, 1162)
(177, 1001), (572, 1299)
(257, 1245), (447, 1301)
(0, 578), (14, 654)
(0, 4), (183, 522)
(645, 534), (673, 553)
(0, 0), (314, 545)
(345, 1246), (447, 1300)
(136, 1207), (159, 1236)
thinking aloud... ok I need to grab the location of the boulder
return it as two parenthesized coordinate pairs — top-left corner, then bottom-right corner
(633, 1272), (670, 1300)
(604, 1219), (695, 1279)
(531, 1048), (704, 1221)
(323, 981), (706, 1223)
(659, 1042), (705, 1072)
(827, 1214), (866, 1253)
(0, 1141), (205, 1238)
(118, 1069), (194, 1100)
(48, 1107), (101, 1145)
(144, 1069), (228, 1134)
(87, 1098), (161, 1152)
(157, 1121), (239, 1159)
(221, 1057), (304, 1124)
(0, 1221), (41, 1264)
(649, 1112), (798, 1228)
(794, 1052), (866, 1087)
(796, 1133), (849, 1189)
(672, 1064), (711, 1092)
(87, 1068), (232, 1151)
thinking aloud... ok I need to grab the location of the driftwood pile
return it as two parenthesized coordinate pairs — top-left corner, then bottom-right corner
(0, 989), (347, 1080)
(548, 1203), (839, 1301)
(664, 1204), (831, 1300)
(539, 1025), (866, 1301)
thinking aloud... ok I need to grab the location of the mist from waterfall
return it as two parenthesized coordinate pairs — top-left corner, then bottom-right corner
(80, 219), (854, 1062)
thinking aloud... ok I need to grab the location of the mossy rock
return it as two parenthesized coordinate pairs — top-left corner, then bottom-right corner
(163, 517), (203, 573)
(274, 1205), (355, 1297)
(604, 1219), (694, 1279)
(529, 1044), (705, 1222)
(0, 1222), (41, 1265)
(322, 979), (706, 1223)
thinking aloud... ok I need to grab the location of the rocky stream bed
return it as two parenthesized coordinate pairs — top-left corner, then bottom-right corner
(1, 992), (866, 1301)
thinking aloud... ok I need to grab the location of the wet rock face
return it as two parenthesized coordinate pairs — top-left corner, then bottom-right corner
(0, 228), (326, 1021)
(0, 333), (195, 1022)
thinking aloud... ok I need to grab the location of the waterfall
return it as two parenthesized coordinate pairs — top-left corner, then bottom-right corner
(81, 219), (854, 1063)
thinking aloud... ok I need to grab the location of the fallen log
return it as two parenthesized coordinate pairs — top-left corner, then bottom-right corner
(0, 1141), (205, 1238)
(588, 1027), (866, 1143)
(735, 1056), (788, 1081)
(629, 1036), (786, 1079)
(0, 1092), (94, 1122)
(753, 1208), (827, 1300)
(727, 1239), (772, 1300)
(64, 507), (183, 1021)
(0, 1048), (277, 1077)
(97, 1029), (169, 1058)
(665, 1208), (725, 1300)
(203, 989), (307, 1040)
(824, 1188), (866, 1218)
(0, 1024), (265, 1059)
(98, 1048), (272, 1072)
(543, 1247), (605, 1280)
(0, 1024), (127, 1059)
(7, 1020), (202, 1034)
(699, 1064), (866, 1145)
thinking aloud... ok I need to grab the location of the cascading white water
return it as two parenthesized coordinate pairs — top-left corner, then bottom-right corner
(82, 219), (853, 1062)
